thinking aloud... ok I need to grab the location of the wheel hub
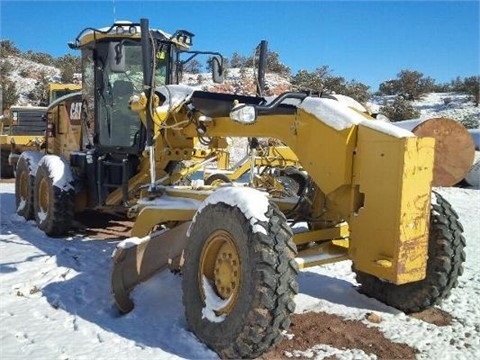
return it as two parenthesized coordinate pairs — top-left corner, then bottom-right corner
(214, 242), (240, 299)
(200, 230), (241, 315)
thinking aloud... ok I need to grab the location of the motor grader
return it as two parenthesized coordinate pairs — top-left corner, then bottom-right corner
(15, 18), (466, 359)
(1, 83), (81, 178)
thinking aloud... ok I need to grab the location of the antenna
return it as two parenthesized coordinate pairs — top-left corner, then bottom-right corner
(112, 0), (117, 22)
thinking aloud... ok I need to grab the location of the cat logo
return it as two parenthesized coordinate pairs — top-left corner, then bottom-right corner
(69, 102), (82, 125)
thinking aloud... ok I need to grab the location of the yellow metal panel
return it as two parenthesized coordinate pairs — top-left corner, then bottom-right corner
(296, 242), (349, 269)
(131, 208), (196, 237)
(180, 110), (357, 195)
(349, 125), (434, 284)
(293, 223), (349, 246)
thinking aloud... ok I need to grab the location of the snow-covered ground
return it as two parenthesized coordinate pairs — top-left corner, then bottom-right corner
(368, 92), (480, 125)
(1, 183), (479, 359)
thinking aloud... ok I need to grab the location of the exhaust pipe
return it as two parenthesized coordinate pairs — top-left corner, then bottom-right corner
(256, 40), (268, 96)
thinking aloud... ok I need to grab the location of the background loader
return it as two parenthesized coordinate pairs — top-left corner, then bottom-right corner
(14, 18), (466, 359)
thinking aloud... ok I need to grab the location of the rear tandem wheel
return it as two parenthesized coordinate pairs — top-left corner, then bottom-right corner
(33, 155), (75, 237)
(15, 151), (43, 220)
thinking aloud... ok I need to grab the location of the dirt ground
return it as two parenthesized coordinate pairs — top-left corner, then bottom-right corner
(261, 308), (453, 359)
(2, 177), (454, 357)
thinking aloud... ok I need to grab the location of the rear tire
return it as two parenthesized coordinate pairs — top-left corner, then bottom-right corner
(34, 155), (75, 237)
(15, 151), (43, 220)
(182, 194), (298, 358)
(354, 191), (466, 313)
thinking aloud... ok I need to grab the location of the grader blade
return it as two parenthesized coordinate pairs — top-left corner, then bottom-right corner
(111, 221), (191, 313)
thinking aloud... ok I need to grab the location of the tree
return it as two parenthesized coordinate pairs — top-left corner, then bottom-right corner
(264, 50), (290, 76)
(55, 54), (80, 83)
(378, 69), (436, 100)
(379, 96), (420, 121)
(230, 52), (246, 68)
(342, 80), (371, 104)
(28, 71), (50, 106)
(0, 40), (20, 57)
(23, 50), (55, 66)
(291, 66), (331, 92)
(462, 76), (479, 106)
(378, 79), (399, 95)
(290, 66), (370, 103)
(183, 59), (202, 74)
(1, 80), (19, 112)
(0, 56), (18, 111)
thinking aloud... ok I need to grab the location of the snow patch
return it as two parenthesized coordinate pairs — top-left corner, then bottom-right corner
(19, 151), (44, 176)
(137, 194), (202, 210)
(299, 96), (414, 137)
(37, 208), (47, 223)
(360, 118), (414, 137)
(201, 275), (229, 323)
(155, 84), (197, 113)
(187, 187), (270, 237)
(331, 94), (368, 113)
(16, 198), (26, 212)
(38, 155), (74, 191)
(298, 97), (363, 131)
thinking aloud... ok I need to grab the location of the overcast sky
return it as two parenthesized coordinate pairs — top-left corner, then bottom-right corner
(1, 0), (479, 90)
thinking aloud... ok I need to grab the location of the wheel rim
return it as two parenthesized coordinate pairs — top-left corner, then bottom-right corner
(19, 171), (28, 200)
(38, 177), (49, 213)
(199, 230), (241, 315)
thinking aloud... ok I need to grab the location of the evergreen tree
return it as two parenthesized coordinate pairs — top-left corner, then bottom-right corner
(379, 96), (420, 121)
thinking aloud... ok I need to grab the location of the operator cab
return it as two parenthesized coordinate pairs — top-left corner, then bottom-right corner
(72, 22), (179, 154)
(71, 21), (223, 155)
(65, 20), (224, 207)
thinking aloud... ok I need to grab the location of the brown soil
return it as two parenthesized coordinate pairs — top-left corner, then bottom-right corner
(410, 307), (453, 326)
(262, 306), (454, 359)
(0, 178), (15, 183)
(72, 210), (133, 240)
(261, 311), (418, 360)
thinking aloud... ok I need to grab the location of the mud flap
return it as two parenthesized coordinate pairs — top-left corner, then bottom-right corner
(111, 221), (191, 313)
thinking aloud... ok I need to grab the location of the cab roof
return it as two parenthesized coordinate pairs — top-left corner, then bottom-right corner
(69, 21), (191, 50)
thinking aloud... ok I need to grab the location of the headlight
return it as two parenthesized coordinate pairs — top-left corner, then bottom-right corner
(229, 103), (257, 124)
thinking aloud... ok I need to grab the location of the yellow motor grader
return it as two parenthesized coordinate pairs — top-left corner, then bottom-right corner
(15, 18), (466, 359)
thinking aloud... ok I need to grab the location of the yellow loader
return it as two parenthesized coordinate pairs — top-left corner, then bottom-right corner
(15, 18), (466, 359)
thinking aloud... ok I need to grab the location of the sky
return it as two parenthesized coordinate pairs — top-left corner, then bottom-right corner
(0, 0), (479, 90)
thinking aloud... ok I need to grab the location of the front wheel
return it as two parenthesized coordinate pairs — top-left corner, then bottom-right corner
(182, 188), (298, 359)
(354, 191), (466, 313)
(34, 155), (75, 237)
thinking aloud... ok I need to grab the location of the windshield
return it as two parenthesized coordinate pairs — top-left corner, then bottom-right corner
(96, 41), (169, 148)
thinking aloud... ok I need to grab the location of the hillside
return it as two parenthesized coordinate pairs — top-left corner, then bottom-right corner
(4, 54), (479, 123)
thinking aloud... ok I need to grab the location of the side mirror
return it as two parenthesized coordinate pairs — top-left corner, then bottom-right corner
(211, 55), (224, 84)
(108, 42), (126, 73)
